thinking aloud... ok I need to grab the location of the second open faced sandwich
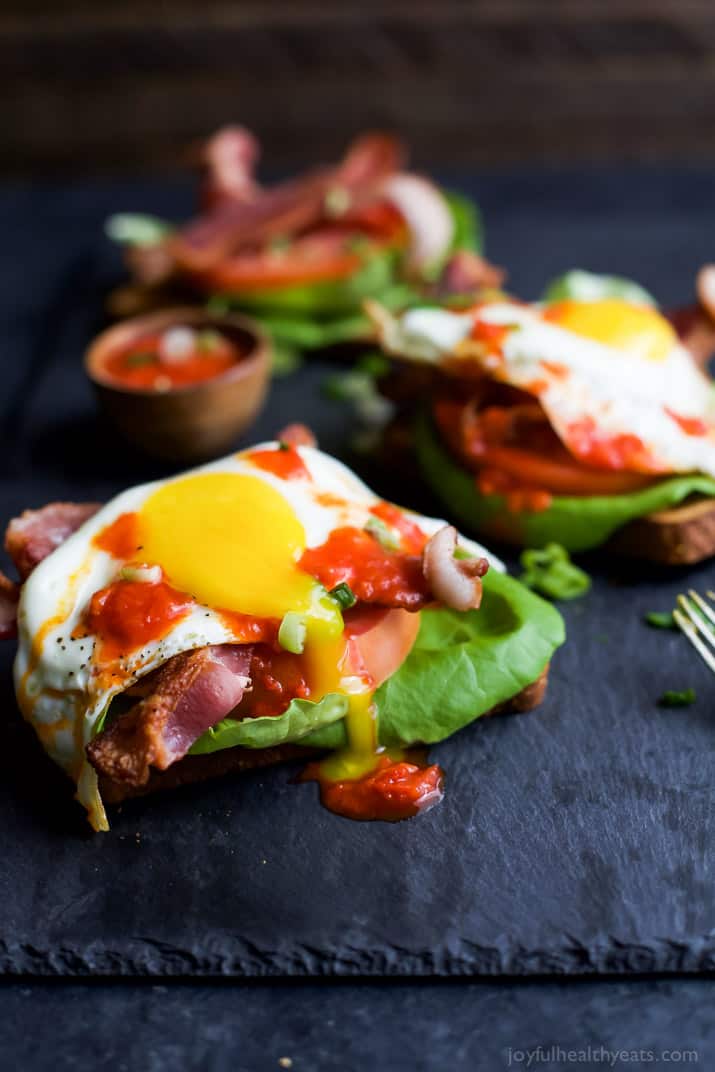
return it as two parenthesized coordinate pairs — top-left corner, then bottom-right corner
(0, 428), (563, 831)
(369, 268), (715, 564)
(106, 126), (495, 353)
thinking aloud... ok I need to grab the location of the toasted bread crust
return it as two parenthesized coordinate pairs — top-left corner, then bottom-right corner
(98, 665), (551, 805)
(607, 495), (715, 565)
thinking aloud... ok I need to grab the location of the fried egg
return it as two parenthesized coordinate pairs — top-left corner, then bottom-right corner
(399, 298), (715, 477)
(15, 443), (498, 830)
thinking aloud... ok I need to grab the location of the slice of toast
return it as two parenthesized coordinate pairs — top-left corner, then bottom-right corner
(606, 496), (715, 565)
(98, 665), (550, 804)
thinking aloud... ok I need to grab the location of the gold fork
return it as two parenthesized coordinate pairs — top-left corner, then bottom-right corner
(674, 589), (715, 674)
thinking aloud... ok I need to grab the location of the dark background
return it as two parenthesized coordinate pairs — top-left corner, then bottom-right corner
(5, 0), (715, 179)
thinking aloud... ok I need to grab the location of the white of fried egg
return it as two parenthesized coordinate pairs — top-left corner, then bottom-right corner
(14, 443), (499, 830)
(400, 299), (715, 477)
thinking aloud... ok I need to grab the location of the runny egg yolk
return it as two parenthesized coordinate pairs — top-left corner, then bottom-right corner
(544, 299), (677, 362)
(137, 472), (316, 619)
(136, 471), (377, 773)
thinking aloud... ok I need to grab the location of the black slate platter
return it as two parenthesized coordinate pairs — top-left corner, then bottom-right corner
(1, 171), (714, 978)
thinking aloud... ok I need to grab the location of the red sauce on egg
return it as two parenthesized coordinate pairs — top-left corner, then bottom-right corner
(215, 610), (278, 646)
(84, 579), (192, 661)
(368, 502), (428, 554)
(664, 408), (709, 437)
(299, 526), (429, 610)
(565, 417), (658, 471)
(470, 318), (510, 352)
(246, 444), (311, 480)
(302, 755), (444, 821)
(93, 512), (141, 558)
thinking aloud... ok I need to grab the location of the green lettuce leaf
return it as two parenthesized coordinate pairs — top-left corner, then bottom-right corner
(207, 247), (401, 318)
(189, 692), (349, 755)
(444, 190), (483, 255)
(299, 569), (563, 751)
(187, 562), (564, 757)
(414, 410), (715, 552)
(542, 269), (656, 307)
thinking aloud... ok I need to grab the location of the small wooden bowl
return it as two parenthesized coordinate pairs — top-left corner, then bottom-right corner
(85, 307), (271, 462)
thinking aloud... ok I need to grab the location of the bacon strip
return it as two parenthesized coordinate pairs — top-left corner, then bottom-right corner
(86, 644), (253, 787)
(169, 132), (405, 273)
(201, 125), (261, 210)
(0, 571), (19, 640)
(437, 250), (506, 296)
(5, 502), (101, 582)
(670, 305), (715, 368)
(668, 264), (715, 368)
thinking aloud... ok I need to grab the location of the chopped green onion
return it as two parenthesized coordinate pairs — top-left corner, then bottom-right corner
(105, 213), (174, 247)
(658, 688), (696, 708)
(355, 351), (391, 379)
(278, 612), (307, 655)
(322, 370), (375, 403)
(329, 583), (357, 610)
(205, 295), (233, 317)
(124, 351), (156, 368)
(196, 329), (222, 353)
(644, 611), (677, 630)
(325, 186), (351, 217)
(365, 516), (401, 552)
(278, 441), (291, 452)
(119, 565), (162, 584)
(519, 543), (591, 601)
(271, 343), (303, 378)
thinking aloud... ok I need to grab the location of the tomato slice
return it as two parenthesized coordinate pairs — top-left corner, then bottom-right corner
(474, 444), (658, 496)
(187, 196), (407, 293)
(435, 398), (660, 497)
(190, 230), (363, 291)
(346, 607), (421, 687)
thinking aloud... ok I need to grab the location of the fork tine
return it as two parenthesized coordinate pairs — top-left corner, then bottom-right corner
(674, 608), (715, 675)
(688, 589), (715, 630)
(677, 595), (715, 651)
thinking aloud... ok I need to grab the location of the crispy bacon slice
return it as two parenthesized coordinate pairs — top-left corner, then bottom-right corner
(437, 250), (506, 296)
(5, 502), (101, 582)
(276, 423), (317, 448)
(169, 132), (405, 273)
(0, 571), (19, 640)
(201, 125), (261, 209)
(87, 644), (253, 786)
(670, 304), (715, 368)
(668, 264), (715, 368)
